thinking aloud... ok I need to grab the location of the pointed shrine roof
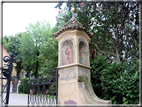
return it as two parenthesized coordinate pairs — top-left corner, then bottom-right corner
(54, 17), (92, 38)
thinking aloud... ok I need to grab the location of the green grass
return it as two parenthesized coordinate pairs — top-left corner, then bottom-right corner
(36, 94), (56, 98)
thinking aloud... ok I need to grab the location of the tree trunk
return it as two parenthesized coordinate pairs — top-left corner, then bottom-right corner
(16, 62), (22, 79)
(16, 62), (19, 78)
(35, 51), (39, 78)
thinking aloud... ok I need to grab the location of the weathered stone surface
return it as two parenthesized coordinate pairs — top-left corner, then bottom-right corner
(64, 99), (77, 105)
(58, 83), (79, 105)
(78, 76), (89, 82)
(59, 67), (76, 81)
(58, 82), (111, 105)
(78, 67), (90, 82)
(78, 82), (112, 104)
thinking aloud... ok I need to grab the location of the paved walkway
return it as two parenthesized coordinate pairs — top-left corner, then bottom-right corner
(2, 93), (57, 106)
(3, 93), (28, 106)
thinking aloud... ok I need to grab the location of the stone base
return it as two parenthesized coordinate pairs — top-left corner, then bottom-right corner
(79, 82), (111, 104)
(58, 82), (111, 105)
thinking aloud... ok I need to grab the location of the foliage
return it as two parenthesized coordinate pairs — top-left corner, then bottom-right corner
(46, 84), (56, 95)
(41, 95), (56, 98)
(18, 84), (23, 93)
(55, 7), (72, 29)
(3, 20), (58, 78)
(20, 20), (57, 77)
(51, 84), (56, 94)
(20, 31), (38, 77)
(18, 77), (29, 94)
(57, 1), (139, 63)
(123, 97), (128, 105)
(90, 54), (139, 104)
(90, 54), (109, 98)
(3, 33), (23, 79)
(39, 26), (58, 72)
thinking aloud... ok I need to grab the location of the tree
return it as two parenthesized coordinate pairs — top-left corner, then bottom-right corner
(39, 25), (58, 72)
(3, 33), (23, 79)
(20, 20), (57, 77)
(55, 1), (139, 63)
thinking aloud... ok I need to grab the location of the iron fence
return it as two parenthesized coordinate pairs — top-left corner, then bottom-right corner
(28, 68), (58, 105)
(0, 50), (15, 106)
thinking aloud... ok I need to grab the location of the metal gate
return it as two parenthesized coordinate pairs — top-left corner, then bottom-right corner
(28, 68), (58, 105)
(0, 50), (15, 106)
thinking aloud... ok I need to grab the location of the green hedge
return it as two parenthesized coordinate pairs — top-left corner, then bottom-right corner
(18, 84), (23, 93)
(18, 77), (29, 94)
(90, 55), (139, 104)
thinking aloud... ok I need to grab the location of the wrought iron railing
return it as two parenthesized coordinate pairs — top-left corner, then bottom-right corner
(0, 50), (15, 106)
(28, 68), (58, 105)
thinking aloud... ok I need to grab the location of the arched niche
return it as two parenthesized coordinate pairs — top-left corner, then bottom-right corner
(60, 37), (75, 66)
(78, 38), (88, 66)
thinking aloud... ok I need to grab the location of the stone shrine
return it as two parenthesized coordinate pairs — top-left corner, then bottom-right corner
(54, 6), (111, 105)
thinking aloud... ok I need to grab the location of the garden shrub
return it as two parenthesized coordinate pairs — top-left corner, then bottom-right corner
(18, 77), (29, 94)
(90, 55), (109, 98)
(51, 84), (56, 94)
(90, 54), (139, 104)
(18, 84), (23, 93)
(46, 84), (56, 95)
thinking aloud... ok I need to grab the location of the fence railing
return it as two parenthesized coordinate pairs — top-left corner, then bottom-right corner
(28, 68), (58, 105)
(0, 50), (15, 106)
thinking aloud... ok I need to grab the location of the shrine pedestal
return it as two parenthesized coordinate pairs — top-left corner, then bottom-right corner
(58, 64), (111, 105)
